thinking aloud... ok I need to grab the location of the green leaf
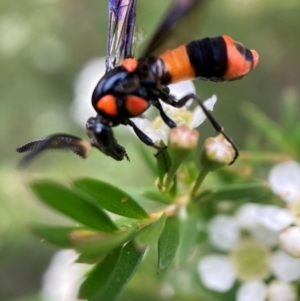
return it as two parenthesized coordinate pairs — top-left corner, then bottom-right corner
(74, 224), (137, 257)
(176, 214), (199, 265)
(242, 102), (295, 155)
(135, 140), (157, 176)
(195, 183), (270, 204)
(29, 223), (76, 248)
(156, 144), (171, 184)
(135, 213), (166, 246)
(74, 178), (149, 219)
(79, 247), (122, 299)
(281, 87), (298, 135)
(158, 216), (180, 273)
(80, 240), (145, 301)
(31, 180), (118, 232)
(142, 188), (172, 204)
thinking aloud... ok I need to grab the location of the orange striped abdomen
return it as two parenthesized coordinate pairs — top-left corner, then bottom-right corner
(159, 45), (196, 84)
(159, 36), (258, 84)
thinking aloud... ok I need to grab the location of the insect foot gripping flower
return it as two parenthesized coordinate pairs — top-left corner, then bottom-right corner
(131, 83), (217, 145)
(200, 134), (236, 171)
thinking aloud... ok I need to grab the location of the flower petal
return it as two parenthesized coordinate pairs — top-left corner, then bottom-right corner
(249, 223), (279, 248)
(190, 95), (217, 128)
(168, 80), (196, 101)
(208, 215), (240, 251)
(197, 255), (236, 292)
(269, 161), (300, 203)
(256, 205), (293, 231)
(71, 57), (106, 126)
(268, 280), (296, 301)
(279, 226), (300, 257)
(236, 280), (267, 301)
(42, 250), (89, 301)
(235, 203), (260, 230)
(271, 250), (300, 282)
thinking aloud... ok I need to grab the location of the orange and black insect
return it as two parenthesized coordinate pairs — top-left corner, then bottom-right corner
(17, 0), (258, 166)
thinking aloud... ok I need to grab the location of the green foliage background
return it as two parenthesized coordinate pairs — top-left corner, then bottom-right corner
(0, 0), (300, 300)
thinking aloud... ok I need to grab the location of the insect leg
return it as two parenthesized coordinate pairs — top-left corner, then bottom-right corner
(127, 119), (161, 150)
(160, 93), (239, 164)
(152, 100), (177, 128)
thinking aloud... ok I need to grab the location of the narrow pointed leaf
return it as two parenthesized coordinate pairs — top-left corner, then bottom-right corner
(29, 223), (77, 248)
(74, 178), (149, 219)
(195, 183), (270, 204)
(243, 102), (294, 155)
(142, 188), (172, 204)
(79, 247), (122, 299)
(175, 214), (199, 265)
(80, 240), (145, 301)
(156, 144), (171, 184)
(135, 213), (166, 246)
(281, 88), (298, 135)
(135, 140), (157, 176)
(73, 224), (137, 257)
(30, 181), (118, 232)
(158, 216), (180, 273)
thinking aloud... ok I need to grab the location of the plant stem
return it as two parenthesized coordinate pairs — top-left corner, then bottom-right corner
(190, 169), (209, 199)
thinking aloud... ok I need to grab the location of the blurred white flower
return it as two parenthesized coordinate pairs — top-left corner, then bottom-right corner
(235, 203), (261, 230)
(255, 205), (293, 232)
(271, 250), (300, 282)
(267, 280), (296, 301)
(197, 255), (236, 292)
(279, 226), (300, 257)
(70, 58), (106, 127)
(268, 161), (300, 257)
(234, 204), (281, 247)
(208, 215), (240, 251)
(269, 161), (300, 203)
(236, 280), (267, 301)
(198, 206), (300, 301)
(42, 250), (89, 301)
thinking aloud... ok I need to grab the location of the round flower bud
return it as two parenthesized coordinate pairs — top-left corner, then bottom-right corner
(200, 134), (235, 171)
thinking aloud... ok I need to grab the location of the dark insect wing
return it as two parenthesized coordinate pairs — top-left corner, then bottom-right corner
(106, 0), (137, 71)
(16, 134), (92, 167)
(142, 0), (206, 57)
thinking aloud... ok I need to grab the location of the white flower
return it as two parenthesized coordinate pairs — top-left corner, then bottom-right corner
(197, 255), (237, 292)
(269, 161), (300, 203)
(271, 250), (300, 282)
(279, 226), (300, 257)
(236, 280), (267, 301)
(208, 215), (240, 251)
(267, 280), (296, 301)
(235, 203), (261, 230)
(132, 93), (217, 144)
(268, 161), (300, 256)
(236, 203), (282, 248)
(255, 205), (293, 232)
(198, 208), (300, 301)
(70, 57), (106, 127)
(42, 250), (89, 301)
